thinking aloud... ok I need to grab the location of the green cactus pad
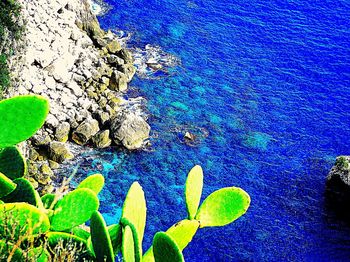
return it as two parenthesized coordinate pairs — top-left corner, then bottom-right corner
(0, 203), (50, 240)
(120, 217), (142, 262)
(0, 240), (24, 261)
(47, 232), (87, 247)
(50, 188), (99, 231)
(108, 224), (122, 255)
(41, 194), (56, 209)
(2, 178), (38, 206)
(0, 95), (49, 148)
(72, 226), (90, 240)
(152, 232), (184, 262)
(185, 165), (203, 219)
(90, 211), (114, 262)
(0, 146), (27, 179)
(195, 187), (250, 228)
(77, 173), (105, 194)
(166, 219), (199, 250)
(122, 182), (146, 249)
(0, 200), (3, 204)
(0, 172), (16, 198)
(122, 225), (135, 262)
(143, 219), (199, 262)
(86, 236), (96, 257)
(34, 191), (44, 210)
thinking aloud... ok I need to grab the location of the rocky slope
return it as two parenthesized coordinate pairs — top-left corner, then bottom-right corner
(7, 0), (150, 192)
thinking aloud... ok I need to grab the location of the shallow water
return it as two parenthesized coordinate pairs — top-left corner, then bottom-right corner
(76, 0), (350, 260)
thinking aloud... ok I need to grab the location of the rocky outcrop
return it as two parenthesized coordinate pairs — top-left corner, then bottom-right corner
(326, 156), (350, 202)
(10, 0), (149, 150)
(8, 0), (150, 191)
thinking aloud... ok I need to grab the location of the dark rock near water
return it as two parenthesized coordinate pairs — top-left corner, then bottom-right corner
(326, 156), (350, 208)
(72, 118), (100, 145)
(48, 141), (74, 163)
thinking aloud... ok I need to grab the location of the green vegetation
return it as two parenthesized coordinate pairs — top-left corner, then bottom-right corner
(0, 95), (251, 261)
(0, 0), (23, 93)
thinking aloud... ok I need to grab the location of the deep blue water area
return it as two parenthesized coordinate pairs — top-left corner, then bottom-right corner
(80, 0), (350, 260)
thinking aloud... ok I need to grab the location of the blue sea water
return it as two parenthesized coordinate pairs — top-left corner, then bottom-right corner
(80, 0), (350, 260)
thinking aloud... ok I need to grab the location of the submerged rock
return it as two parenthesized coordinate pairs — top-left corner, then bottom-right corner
(110, 112), (150, 150)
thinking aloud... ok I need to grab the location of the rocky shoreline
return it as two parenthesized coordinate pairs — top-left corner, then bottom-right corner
(7, 0), (150, 192)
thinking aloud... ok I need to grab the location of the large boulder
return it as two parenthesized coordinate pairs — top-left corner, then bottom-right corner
(327, 156), (350, 204)
(92, 130), (112, 148)
(72, 118), (100, 145)
(110, 112), (150, 150)
(48, 142), (74, 163)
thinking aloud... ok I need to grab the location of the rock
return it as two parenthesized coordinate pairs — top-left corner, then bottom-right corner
(119, 63), (136, 82)
(106, 40), (122, 54)
(46, 54), (75, 83)
(48, 160), (60, 170)
(28, 148), (40, 161)
(48, 142), (74, 163)
(72, 118), (100, 145)
(32, 133), (52, 146)
(184, 132), (196, 141)
(94, 110), (110, 126)
(118, 48), (133, 64)
(327, 156), (350, 201)
(109, 70), (128, 92)
(67, 81), (83, 96)
(92, 130), (112, 148)
(107, 54), (124, 65)
(110, 112), (150, 150)
(55, 122), (71, 142)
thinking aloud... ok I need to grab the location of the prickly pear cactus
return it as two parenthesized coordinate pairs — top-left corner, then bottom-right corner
(77, 173), (105, 194)
(0, 240), (24, 261)
(122, 182), (146, 253)
(50, 188), (99, 231)
(41, 193), (55, 209)
(46, 232), (87, 248)
(143, 220), (199, 262)
(108, 224), (122, 255)
(0, 203), (50, 240)
(0, 95), (49, 148)
(0, 172), (16, 198)
(72, 226), (90, 240)
(90, 211), (114, 262)
(121, 217), (142, 262)
(185, 165), (203, 219)
(122, 225), (136, 262)
(27, 247), (50, 262)
(0, 146), (27, 179)
(152, 232), (184, 262)
(166, 220), (199, 250)
(195, 187), (250, 228)
(2, 178), (38, 206)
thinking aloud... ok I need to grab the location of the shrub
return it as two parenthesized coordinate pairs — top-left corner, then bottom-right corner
(0, 0), (23, 93)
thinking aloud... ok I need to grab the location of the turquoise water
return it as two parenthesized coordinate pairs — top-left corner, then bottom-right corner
(76, 0), (350, 260)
